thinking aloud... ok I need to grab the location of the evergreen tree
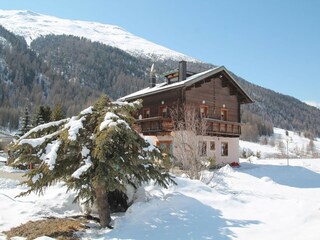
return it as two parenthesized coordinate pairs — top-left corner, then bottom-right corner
(17, 107), (31, 136)
(41, 106), (52, 123)
(32, 106), (45, 127)
(51, 102), (65, 121)
(8, 95), (174, 228)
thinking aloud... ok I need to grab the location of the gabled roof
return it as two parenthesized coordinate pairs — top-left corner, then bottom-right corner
(119, 66), (253, 104)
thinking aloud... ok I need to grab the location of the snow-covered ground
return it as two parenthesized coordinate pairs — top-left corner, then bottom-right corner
(1, 157), (320, 240)
(1, 128), (320, 239)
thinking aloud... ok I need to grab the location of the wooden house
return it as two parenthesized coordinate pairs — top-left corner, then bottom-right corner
(119, 61), (253, 165)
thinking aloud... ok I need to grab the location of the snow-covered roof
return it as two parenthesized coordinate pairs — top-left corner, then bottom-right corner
(119, 66), (253, 104)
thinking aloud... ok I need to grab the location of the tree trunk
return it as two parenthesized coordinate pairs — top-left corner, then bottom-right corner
(94, 183), (111, 228)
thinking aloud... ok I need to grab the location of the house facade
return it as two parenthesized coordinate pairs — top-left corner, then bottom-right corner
(119, 61), (253, 165)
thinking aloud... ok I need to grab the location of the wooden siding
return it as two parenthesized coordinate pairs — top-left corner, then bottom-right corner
(131, 72), (244, 136)
(136, 88), (182, 119)
(185, 75), (240, 122)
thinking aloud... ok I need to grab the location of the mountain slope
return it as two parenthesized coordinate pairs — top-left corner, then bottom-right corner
(0, 9), (197, 62)
(0, 10), (320, 138)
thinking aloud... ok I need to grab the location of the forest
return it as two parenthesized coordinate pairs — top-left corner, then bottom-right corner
(0, 26), (319, 142)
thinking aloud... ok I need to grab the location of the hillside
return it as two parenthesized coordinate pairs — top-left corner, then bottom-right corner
(0, 10), (319, 137)
(0, 9), (197, 62)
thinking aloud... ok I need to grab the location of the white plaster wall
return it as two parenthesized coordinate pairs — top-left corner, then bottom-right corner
(150, 133), (239, 166)
(201, 136), (239, 165)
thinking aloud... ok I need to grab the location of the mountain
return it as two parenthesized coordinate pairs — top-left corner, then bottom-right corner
(0, 10), (320, 139)
(305, 101), (320, 109)
(0, 10), (197, 62)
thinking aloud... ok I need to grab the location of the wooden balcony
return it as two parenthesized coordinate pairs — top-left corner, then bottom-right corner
(204, 118), (241, 137)
(135, 117), (241, 137)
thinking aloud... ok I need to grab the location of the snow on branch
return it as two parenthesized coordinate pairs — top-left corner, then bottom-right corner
(71, 158), (92, 179)
(18, 129), (64, 148)
(40, 140), (61, 170)
(20, 119), (68, 140)
(65, 116), (86, 141)
(80, 106), (93, 115)
(143, 136), (160, 152)
(100, 112), (130, 131)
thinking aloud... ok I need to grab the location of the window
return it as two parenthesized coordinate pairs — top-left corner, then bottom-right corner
(143, 108), (150, 118)
(158, 141), (173, 155)
(160, 106), (168, 118)
(198, 141), (207, 157)
(210, 141), (215, 151)
(221, 142), (228, 156)
(221, 109), (228, 121)
(200, 105), (208, 118)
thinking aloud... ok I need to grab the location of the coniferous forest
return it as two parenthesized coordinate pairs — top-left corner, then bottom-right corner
(0, 25), (320, 140)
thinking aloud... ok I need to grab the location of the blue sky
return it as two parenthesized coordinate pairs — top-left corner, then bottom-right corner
(2, 0), (320, 104)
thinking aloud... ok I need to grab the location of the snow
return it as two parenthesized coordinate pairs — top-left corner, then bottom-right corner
(0, 178), (81, 236)
(19, 137), (46, 148)
(2, 127), (320, 239)
(240, 127), (320, 158)
(72, 146), (93, 179)
(0, 10), (198, 62)
(100, 112), (130, 131)
(40, 140), (61, 171)
(119, 68), (217, 101)
(71, 158), (92, 179)
(143, 136), (159, 152)
(80, 106), (93, 115)
(20, 119), (67, 140)
(32, 173), (43, 183)
(1, 158), (320, 239)
(65, 116), (85, 141)
(305, 100), (320, 109)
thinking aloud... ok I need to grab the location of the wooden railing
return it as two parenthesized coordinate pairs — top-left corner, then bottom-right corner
(135, 117), (241, 137)
(204, 118), (241, 136)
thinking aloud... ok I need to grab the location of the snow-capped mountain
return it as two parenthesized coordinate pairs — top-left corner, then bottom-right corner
(0, 9), (197, 62)
(305, 101), (320, 109)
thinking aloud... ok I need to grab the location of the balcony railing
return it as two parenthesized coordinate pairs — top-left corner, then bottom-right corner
(135, 116), (241, 137)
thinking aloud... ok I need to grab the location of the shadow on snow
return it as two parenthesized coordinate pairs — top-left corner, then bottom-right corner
(240, 162), (320, 188)
(102, 193), (260, 240)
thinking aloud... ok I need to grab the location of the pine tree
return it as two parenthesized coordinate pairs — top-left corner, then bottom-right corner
(17, 107), (31, 136)
(32, 106), (45, 127)
(8, 95), (174, 228)
(51, 102), (65, 121)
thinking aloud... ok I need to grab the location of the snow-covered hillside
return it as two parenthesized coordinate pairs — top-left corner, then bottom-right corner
(240, 128), (320, 159)
(0, 10), (197, 62)
(305, 101), (320, 109)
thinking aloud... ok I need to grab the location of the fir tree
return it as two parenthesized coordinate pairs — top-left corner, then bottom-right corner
(32, 106), (45, 127)
(51, 102), (65, 121)
(8, 95), (174, 228)
(17, 107), (31, 136)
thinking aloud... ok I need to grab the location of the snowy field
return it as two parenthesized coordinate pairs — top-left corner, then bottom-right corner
(1, 157), (320, 240)
(240, 128), (320, 158)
